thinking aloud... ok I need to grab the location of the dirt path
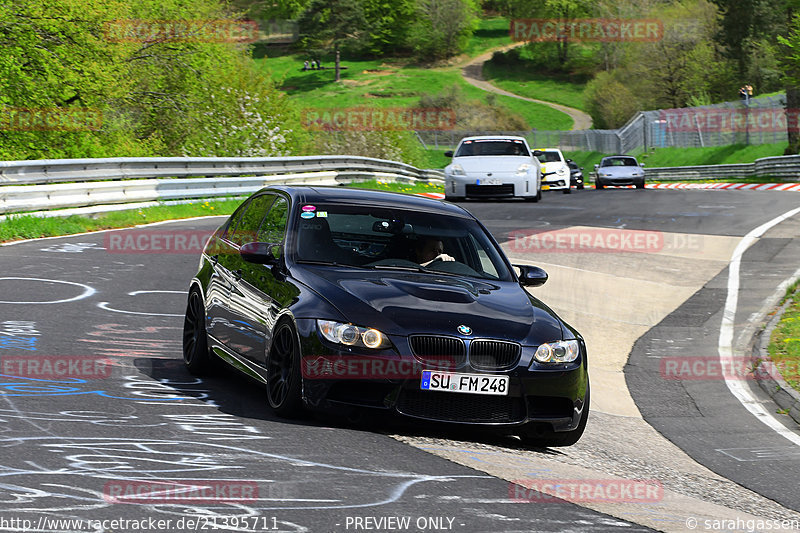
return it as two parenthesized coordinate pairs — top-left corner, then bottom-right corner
(460, 43), (593, 130)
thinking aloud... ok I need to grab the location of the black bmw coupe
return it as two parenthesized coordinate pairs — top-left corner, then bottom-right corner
(183, 186), (589, 446)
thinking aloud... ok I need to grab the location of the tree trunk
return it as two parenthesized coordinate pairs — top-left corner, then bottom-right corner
(335, 45), (341, 82)
(786, 87), (800, 154)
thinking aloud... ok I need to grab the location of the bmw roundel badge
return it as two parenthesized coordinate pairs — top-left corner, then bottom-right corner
(457, 325), (472, 335)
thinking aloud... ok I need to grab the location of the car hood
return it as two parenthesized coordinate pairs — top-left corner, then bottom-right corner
(450, 156), (531, 174)
(598, 166), (643, 177)
(541, 161), (566, 172)
(293, 266), (564, 344)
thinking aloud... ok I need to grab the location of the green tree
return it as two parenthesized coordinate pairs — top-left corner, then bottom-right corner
(407, 0), (479, 60)
(298, 0), (368, 81)
(360, 0), (416, 56)
(0, 0), (310, 160)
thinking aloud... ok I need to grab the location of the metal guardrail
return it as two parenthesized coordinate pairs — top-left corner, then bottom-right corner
(642, 155), (800, 181)
(0, 156), (444, 215)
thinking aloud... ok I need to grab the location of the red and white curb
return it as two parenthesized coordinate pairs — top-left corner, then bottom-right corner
(417, 183), (800, 200)
(645, 182), (800, 191)
(416, 192), (446, 199)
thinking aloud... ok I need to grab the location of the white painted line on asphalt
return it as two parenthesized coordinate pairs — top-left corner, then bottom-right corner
(0, 277), (96, 304)
(719, 206), (800, 447)
(129, 290), (184, 296)
(97, 301), (183, 317)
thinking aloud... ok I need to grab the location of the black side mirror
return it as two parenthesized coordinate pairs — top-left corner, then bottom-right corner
(515, 264), (548, 287)
(532, 150), (544, 158)
(240, 242), (281, 265)
(444, 151), (454, 158)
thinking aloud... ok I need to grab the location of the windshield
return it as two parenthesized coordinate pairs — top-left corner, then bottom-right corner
(537, 151), (563, 163)
(454, 139), (529, 157)
(292, 204), (512, 281)
(601, 157), (638, 167)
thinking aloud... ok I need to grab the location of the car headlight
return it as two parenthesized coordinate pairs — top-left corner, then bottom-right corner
(599, 173), (610, 177)
(533, 339), (579, 364)
(516, 163), (533, 176)
(448, 164), (466, 176)
(556, 167), (567, 176)
(317, 320), (391, 349)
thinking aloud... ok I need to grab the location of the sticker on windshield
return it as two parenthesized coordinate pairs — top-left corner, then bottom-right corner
(302, 205), (316, 212)
(316, 211), (328, 218)
(300, 212), (315, 219)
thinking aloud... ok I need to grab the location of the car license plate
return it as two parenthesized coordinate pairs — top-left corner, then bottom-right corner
(541, 185), (550, 190)
(477, 178), (502, 185)
(420, 370), (509, 396)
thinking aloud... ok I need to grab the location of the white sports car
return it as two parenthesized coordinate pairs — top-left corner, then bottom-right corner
(444, 136), (544, 202)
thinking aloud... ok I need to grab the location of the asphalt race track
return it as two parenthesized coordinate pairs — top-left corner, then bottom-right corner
(1, 188), (799, 533)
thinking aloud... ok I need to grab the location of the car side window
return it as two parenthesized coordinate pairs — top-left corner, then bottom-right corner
(230, 194), (275, 246)
(223, 201), (252, 241)
(257, 196), (289, 244)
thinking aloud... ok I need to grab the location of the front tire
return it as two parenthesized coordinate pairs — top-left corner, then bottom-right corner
(635, 180), (645, 189)
(183, 287), (213, 376)
(562, 187), (571, 194)
(595, 181), (604, 190)
(525, 187), (542, 202)
(266, 320), (304, 418)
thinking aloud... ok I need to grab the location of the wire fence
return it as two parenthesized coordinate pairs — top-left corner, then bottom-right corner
(416, 95), (790, 154)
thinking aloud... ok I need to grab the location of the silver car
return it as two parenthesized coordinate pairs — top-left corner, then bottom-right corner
(594, 156), (646, 189)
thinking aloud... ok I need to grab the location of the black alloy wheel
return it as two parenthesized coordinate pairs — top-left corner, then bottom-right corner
(266, 320), (304, 417)
(183, 288), (212, 375)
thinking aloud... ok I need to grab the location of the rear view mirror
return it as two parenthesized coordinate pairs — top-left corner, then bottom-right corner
(240, 242), (281, 265)
(444, 151), (454, 158)
(532, 150), (544, 158)
(372, 220), (412, 235)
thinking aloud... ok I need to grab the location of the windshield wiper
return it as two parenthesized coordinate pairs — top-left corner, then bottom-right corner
(368, 264), (428, 273)
(296, 260), (375, 269)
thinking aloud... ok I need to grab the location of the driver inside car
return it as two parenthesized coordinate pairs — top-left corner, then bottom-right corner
(413, 237), (455, 267)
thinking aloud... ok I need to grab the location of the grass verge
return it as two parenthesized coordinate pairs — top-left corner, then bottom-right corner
(767, 287), (800, 393)
(256, 47), (573, 131)
(0, 182), (443, 244)
(0, 200), (240, 244)
(483, 62), (588, 111)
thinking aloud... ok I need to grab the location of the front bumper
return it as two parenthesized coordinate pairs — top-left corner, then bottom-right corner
(297, 321), (588, 432)
(445, 173), (539, 199)
(596, 175), (644, 186)
(541, 177), (568, 191)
